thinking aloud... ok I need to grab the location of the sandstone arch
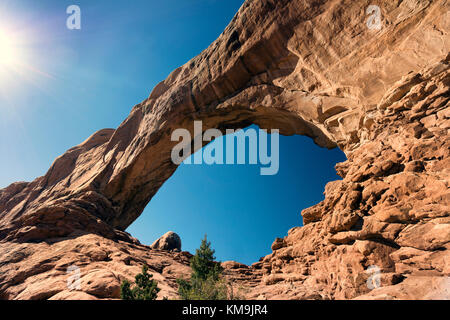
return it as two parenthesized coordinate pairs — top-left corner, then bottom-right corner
(0, 0), (449, 299)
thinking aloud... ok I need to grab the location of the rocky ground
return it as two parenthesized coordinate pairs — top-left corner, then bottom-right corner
(0, 232), (192, 300)
(0, 0), (449, 300)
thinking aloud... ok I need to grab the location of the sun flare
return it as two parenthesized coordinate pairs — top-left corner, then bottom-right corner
(0, 31), (18, 67)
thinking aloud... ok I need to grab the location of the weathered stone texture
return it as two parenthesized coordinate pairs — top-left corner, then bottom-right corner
(0, 0), (448, 299)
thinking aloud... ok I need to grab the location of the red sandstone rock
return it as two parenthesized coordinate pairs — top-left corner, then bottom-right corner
(150, 231), (182, 251)
(0, 0), (449, 300)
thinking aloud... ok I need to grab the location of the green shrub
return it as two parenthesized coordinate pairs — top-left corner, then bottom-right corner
(120, 265), (160, 300)
(177, 235), (230, 300)
(177, 275), (228, 300)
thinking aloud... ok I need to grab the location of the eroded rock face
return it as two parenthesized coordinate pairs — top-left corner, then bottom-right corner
(0, 232), (192, 300)
(0, 0), (449, 299)
(253, 60), (450, 299)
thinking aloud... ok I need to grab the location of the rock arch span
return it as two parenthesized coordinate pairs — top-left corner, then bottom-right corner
(0, 0), (449, 300)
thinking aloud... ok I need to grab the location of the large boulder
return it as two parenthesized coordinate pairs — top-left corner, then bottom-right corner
(151, 232), (182, 251)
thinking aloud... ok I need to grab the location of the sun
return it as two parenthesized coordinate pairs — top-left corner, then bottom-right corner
(0, 26), (53, 89)
(0, 31), (18, 67)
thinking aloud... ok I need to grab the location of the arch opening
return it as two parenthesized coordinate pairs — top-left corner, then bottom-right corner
(126, 125), (346, 265)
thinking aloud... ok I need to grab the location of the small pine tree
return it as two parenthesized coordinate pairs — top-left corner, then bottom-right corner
(120, 280), (134, 300)
(120, 265), (160, 300)
(190, 234), (223, 281)
(177, 234), (227, 300)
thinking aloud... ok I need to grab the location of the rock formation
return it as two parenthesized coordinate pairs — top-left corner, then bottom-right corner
(250, 62), (450, 299)
(151, 231), (182, 251)
(0, 231), (192, 300)
(0, 0), (449, 299)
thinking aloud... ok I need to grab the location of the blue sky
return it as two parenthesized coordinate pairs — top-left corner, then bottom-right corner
(0, 0), (346, 264)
